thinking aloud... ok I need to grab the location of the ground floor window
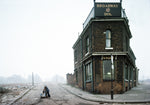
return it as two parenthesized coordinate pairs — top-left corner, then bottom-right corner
(85, 63), (92, 81)
(103, 60), (114, 80)
(130, 67), (133, 81)
(75, 70), (78, 84)
(125, 64), (128, 80)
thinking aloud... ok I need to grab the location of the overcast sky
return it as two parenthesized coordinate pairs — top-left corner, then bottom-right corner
(0, 0), (150, 81)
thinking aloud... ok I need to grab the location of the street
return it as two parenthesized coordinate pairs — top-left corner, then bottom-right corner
(13, 83), (100, 105)
(11, 82), (150, 105)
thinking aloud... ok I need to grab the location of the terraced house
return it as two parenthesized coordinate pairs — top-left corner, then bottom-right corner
(67, 0), (139, 94)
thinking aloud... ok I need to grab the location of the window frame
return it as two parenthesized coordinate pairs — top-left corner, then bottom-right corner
(105, 30), (113, 49)
(74, 50), (77, 63)
(103, 59), (114, 80)
(85, 37), (90, 54)
(85, 62), (92, 82)
(75, 70), (78, 84)
(125, 64), (128, 80)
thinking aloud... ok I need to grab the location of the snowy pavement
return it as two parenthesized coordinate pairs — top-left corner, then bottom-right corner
(1, 82), (150, 105)
(61, 83), (150, 104)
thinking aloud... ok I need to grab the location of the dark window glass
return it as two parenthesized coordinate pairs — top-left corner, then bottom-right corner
(103, 60), (114, 80)
(85, 63), (92, 81)
(125, 64), (128, 80)
(86, 37), (89, 53)
(74, 50), (77, 62)
(76, 70), (78, 84)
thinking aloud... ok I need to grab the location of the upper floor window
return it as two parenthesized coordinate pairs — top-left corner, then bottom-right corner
(106, 30), (111, 48)
(86, 37), (90, 54)
(74, 50), (77, 62)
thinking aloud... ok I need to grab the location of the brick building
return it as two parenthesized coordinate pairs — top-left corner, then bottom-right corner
(67, 0), (139, 94)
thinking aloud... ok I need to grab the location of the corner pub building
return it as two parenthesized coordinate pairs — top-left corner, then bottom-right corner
(67, 0), (139, 94)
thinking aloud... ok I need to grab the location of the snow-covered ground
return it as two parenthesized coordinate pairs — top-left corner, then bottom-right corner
(0, 84), (32, 105)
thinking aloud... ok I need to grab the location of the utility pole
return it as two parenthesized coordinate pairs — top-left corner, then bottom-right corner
(32, 72), (34, 86)
(111, 54), (114, 100)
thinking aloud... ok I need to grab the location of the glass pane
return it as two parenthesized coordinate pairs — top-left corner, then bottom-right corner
(86, 37), (89, 53)
(106, 30), (111, 48)
(106, 39), (111, 48)
(103, 60), (112, 80)
(87, 37), (89, 45)
(106, 30), (111, 38)
(86, 63), (92, 81)
(125, 64), (128, 80)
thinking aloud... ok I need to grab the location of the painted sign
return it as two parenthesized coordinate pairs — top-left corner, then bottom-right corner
(95, 3), (121, 17)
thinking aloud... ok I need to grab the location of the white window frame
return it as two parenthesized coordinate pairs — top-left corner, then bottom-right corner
(105, 30), (113, 49)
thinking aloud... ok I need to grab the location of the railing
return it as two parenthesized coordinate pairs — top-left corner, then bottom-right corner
(83, 7), (128, 29)
(121, 8), (129, 22)
(83, 7), (94, 29)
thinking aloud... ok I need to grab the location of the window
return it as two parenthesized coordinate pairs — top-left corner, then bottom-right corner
(85, 63), (92, 81)
(74, 50), (77, 62)
(106, 30), (111, 48)
(103, 60), (114, 80)
(130, 67), (132, 80)
(86, 37), (90, 54)
(125, 64), (128, 80)
(76, 70), (78, 84)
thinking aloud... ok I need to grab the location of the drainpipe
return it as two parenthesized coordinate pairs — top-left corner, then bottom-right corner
(123, 62), (125, 92)
(81, 37), (84, 90)
(111, 54), (114, 100)
(83, 64), (86, 90)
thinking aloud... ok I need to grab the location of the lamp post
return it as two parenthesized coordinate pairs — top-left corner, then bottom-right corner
(111, 54), (114, 100)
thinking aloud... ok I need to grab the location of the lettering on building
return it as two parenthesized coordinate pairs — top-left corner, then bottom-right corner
(95, 3), (121, 17)
(96, 4), (119, 8)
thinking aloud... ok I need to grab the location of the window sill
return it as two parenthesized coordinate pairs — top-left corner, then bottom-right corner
(105, 47), (113, 50)
(86, 80), (92, 83)
(85, 52), (89, 56)
(103, 79), (115, 81)
(74, 61), (78, 64)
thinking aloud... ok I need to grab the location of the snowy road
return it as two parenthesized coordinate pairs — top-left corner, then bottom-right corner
(13, 83), (100, 105)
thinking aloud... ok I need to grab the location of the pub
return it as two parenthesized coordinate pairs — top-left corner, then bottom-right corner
(67, 0), (139, 94)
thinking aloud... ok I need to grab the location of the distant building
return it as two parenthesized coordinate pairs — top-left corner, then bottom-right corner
(67, 0), (139, 94)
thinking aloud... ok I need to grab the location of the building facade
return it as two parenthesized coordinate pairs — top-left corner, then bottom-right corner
(67, 0), (139, 94)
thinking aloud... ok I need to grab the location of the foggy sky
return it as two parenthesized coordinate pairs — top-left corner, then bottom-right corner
(0, 0), (150, 80)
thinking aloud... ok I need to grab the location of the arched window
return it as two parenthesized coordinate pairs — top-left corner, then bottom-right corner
(106, 30), (111, 48)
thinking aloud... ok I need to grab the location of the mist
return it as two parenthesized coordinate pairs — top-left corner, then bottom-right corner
(0, 74), (66, 85)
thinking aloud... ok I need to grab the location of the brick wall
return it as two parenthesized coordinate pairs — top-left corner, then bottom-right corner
(66, 73), (76, 86)
(92, 21), (124, 52)
(69, 19), (136, 94)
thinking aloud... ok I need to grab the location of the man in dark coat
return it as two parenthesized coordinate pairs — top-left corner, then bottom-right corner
(44, 86), (50, 97)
